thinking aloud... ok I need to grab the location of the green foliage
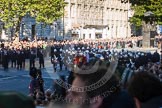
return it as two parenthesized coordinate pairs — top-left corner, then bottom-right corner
(29, 0), (65, 24)
(130, 0), (162, 27)
(0, 0), (65, 33)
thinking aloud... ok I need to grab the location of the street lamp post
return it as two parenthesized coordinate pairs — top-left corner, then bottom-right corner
(54, 23), (56, 40)
(127, 0), (130, 38)
(53, 22), (57, 40)
(41, 23), (42, 38)
(62, 5), (65, 40)
(142, 11), (156, 48)
(0, 21), (4, 39)
(21, 23), (24, 40)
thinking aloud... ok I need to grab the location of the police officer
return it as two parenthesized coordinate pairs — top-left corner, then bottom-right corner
(51, 49), (57, 72)
(21, 49), (26, 69)
(58, 49), (63, 71)
(10, 48), (17, 68)
(38, 49), (45, 68)
(0, 48), (2, 65)
(16, 49), (22, 70)
(29, 50), (36, 69)
(152, 50), (160, 63)
(2, 49), (9, 70)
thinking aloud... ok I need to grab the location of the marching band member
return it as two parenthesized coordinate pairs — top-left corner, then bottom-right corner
(51, 49), (58, 72)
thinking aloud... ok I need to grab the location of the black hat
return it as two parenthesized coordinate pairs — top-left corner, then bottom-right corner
(37, 69), (42, 76)
(29, 67), (37, 78)
(0, 91), (35, 108)
(141, 95), (162, 108)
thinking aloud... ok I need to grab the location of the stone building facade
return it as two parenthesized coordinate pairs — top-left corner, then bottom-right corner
(20, 15), (52, 40)
(64, 0), (132, 39)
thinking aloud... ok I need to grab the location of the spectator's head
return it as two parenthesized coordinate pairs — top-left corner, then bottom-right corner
(128, 72), (162, 108)
(45, 89), (52, 102)
(0, 91), (35, 108)
(37, 69), (42, 77)
(66, 60), (121, 108)
(29, 67), (37, 78)
(35, 91), (44, 105)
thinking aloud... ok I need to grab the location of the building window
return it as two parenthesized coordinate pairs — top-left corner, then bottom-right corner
(89, 34), (91, 38)
(95, 34), (102, 39)
(83, 34), (85, 39)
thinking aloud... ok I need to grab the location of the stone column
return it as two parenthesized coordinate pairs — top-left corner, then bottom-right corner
(142, 21), (151, 48)
(117, 9), (120, 38)
(124, 10), (127, 38)
(68, 0), (72, 28)
(74, 0), (77, 24)
(114, 11), (117, 38)
(109, 8), (113, 39)
(79, 26), (82, 39)
(92, 28), (95, 39)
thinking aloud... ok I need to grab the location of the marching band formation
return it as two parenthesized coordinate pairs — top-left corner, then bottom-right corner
(0, 35), (161, 72)
(50, 41), (161, 72)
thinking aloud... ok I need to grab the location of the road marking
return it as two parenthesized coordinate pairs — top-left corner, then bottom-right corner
(21, 75), (59, 79)
(0, 76), (19, 80)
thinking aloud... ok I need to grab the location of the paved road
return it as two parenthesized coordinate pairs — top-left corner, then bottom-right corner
(0, 58), (69, 95)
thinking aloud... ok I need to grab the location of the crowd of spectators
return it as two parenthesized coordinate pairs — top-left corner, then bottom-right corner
(31, 51), (162, 108)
